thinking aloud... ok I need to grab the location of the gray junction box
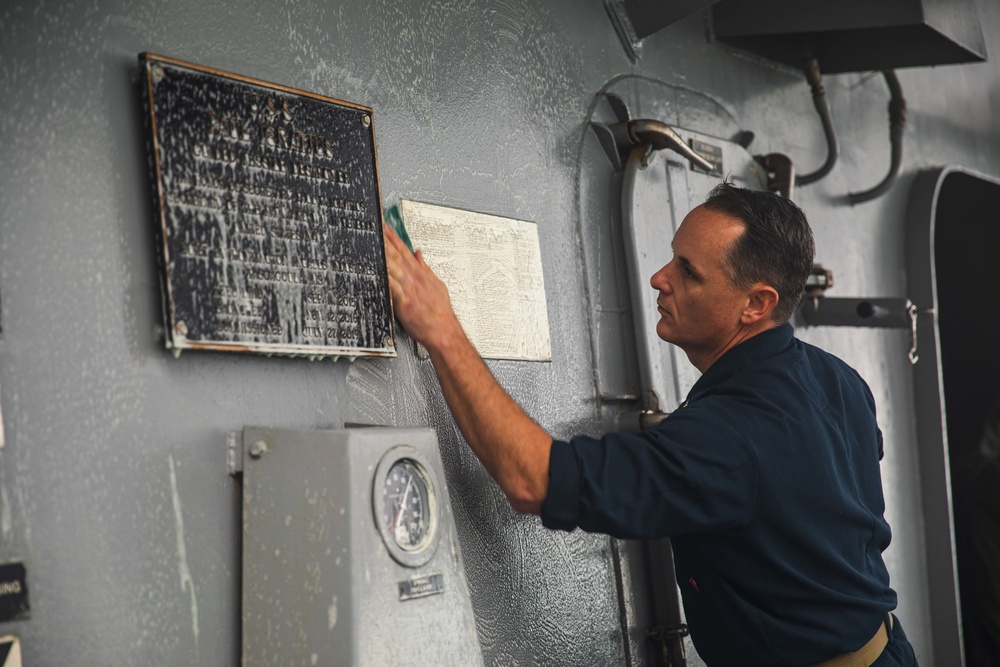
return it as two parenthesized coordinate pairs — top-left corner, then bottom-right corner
(240, 426), (484, 666)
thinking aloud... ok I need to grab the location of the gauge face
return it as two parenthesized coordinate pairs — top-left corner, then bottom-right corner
(381, 459), (433, 552)
(373, 447), (441, 567)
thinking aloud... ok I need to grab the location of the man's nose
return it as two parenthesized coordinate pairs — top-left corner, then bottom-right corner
(650, 264), (671, 292)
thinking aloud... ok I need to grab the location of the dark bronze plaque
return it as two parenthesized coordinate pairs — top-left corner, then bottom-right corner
(0, 561), (29, 622)
(140, 53), (395, 358)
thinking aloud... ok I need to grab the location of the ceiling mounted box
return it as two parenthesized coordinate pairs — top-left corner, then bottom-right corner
(711, 0), (986, 73)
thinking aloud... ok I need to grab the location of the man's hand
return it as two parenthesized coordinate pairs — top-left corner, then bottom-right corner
(383, 223), (463, 354)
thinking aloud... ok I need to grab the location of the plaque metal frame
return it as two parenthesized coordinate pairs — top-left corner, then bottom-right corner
(140, 53), (395, 358)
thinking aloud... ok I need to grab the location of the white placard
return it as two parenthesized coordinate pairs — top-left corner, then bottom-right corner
(399, 201), (552, 361)
(0, 635), (21, 667)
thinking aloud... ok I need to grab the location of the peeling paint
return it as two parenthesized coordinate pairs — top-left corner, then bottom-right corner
(327, 595), (337, 631)
(169, 455), (200, 648)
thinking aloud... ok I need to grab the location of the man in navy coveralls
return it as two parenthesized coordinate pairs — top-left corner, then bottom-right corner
(383, 183), (917, 666)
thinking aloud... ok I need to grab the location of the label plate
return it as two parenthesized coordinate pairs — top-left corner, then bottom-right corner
(689, 138), (724, 177)
(397, 573), (444, 601)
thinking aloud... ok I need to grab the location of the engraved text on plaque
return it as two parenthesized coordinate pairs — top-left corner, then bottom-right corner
(140, 53), (395, 357)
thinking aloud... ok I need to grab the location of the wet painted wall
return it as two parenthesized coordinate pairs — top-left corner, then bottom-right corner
(1, 0), (999, 664)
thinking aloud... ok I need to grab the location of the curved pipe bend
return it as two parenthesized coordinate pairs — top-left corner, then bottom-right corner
(796, 58), (839, 186)
(848, 70), (906, 205)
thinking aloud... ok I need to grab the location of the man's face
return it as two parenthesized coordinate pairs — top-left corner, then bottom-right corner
(649, 205), (750, 361)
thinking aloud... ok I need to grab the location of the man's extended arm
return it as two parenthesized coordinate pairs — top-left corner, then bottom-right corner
(382, 224), (552, 514)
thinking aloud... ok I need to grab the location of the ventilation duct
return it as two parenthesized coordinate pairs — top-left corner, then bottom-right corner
(711, 0), (986, 73)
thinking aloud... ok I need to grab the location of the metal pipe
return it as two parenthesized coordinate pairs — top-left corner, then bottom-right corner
(798, 297), (912, 328)
(620, 146), (670, 414)
(796, 58), (839, 186)
(848, 70), (906, 205)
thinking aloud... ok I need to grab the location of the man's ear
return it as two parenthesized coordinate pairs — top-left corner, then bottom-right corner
(741, 284), (779, 324)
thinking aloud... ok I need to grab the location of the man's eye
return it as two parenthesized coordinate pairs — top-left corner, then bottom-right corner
(683, 266), (696, 279)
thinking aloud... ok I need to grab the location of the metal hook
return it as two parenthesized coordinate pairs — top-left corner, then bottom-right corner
(907, 303), (935, 365)
(640, 143), (656, 168)
(591, 111), (714, 173)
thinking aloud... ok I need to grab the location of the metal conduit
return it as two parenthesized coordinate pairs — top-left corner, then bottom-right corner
(796, 58), (839, 186)
(848, 70), (906, 205)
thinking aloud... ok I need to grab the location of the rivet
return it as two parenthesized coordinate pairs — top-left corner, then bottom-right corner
(362, 115), (371, 128)
(152, 65), (164, 83)
(249, 441), (268, 459)
(174, 320), (188, 336)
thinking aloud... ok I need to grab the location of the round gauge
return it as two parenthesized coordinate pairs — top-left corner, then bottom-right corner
(382, 459), (432, 551)
(372, 446), (441, 567)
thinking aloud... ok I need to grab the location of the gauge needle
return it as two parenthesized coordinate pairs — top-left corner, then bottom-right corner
(391, 476), (413, 534)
